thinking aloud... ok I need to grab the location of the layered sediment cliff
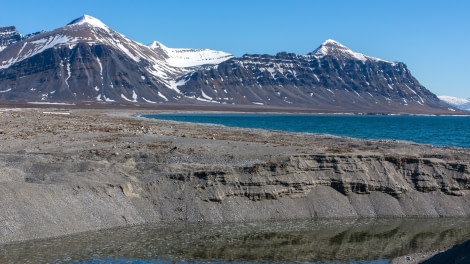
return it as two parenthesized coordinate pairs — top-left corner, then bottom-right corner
(0, 109), (469, 244)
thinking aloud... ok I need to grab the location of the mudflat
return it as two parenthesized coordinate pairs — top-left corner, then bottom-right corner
(0, 107), (469, 245)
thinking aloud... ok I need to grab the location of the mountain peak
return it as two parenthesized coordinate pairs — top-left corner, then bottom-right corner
(67, 15), (109, 30)
(149, 40), (168, 50)
(311, 39), (394, 64)
(312, 39), (368, 61)
(321, 39), (346, 47)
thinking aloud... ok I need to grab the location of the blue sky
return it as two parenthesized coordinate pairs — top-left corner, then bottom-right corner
(1, 0), (469, 98)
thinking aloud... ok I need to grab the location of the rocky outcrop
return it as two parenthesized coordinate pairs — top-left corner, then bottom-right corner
(421, 239), (470, 264)
(0, 109), (469, 244)
(0, 26), (41, 52)
(0, 26), (22, 52)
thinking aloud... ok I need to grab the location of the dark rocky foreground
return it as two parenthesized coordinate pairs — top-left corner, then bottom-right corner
(0, 108), (469, 246)
(421, 239), (470, 264)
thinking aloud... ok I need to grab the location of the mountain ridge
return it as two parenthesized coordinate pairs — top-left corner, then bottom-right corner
(0, 15), (460, 114)
(438, 95), (470, 112)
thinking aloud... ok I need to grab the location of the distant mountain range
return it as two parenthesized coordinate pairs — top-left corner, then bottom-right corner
(0, 15), (461, 113)
(438, 96), (470, 112)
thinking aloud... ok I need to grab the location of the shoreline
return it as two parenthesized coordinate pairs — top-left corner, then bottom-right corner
(1, 100), (470, 115)
(139, 111), (470, 150)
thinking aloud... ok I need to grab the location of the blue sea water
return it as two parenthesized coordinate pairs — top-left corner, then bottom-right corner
(143, 113), (470, 148)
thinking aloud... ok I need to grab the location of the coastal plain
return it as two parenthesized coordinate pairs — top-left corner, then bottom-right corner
(0, 107), (470, 248)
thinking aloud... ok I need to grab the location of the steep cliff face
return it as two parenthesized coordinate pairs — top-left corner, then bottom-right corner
(0, 109), (469, 244)
(120, 152), (470, 220)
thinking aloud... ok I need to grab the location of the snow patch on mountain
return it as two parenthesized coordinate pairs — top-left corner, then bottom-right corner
(0, 35), (78, 69)
(149, 41), (233, 68)
(0, 88), (12, 93)
(438, 95), (470, 111)
(157, 92), (169, 101)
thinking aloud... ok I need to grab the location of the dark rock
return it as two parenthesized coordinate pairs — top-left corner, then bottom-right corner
(421, 239), (470, 264)
(0, 26), (22, 51)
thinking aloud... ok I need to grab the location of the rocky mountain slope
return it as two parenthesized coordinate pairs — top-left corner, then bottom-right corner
(176, 39), (451, 112)
(0, 15), (232, 103)
(0, 26), (42, 52)
(0, 15), (458, 113)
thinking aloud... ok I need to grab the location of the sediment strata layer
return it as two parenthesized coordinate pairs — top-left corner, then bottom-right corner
(0, 108), (469, 244)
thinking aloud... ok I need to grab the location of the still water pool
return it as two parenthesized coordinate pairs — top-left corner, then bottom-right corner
(2, 218), (470, 264)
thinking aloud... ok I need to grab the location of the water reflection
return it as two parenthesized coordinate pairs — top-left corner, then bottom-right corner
(1, 218), (470, 264)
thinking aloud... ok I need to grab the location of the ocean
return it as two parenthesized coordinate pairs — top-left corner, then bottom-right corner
(143, 113), (470, 148)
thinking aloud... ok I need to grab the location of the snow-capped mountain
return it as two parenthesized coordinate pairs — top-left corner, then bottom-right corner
(0, 15), (231, 103)
(438, 96), (470, 111)
(174, 39), (451, 113)
(0, 15), (459, 113)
